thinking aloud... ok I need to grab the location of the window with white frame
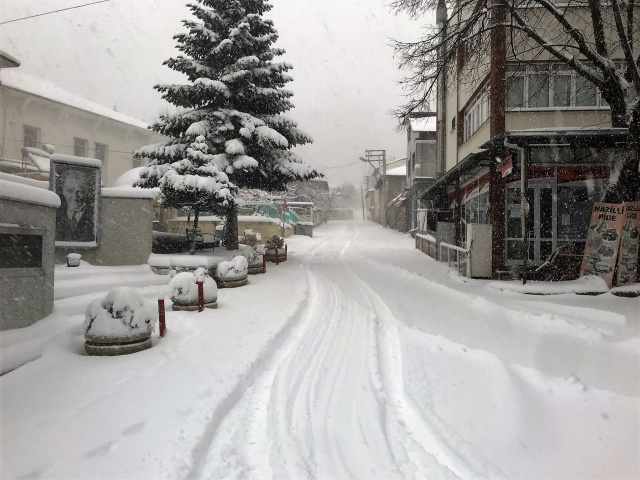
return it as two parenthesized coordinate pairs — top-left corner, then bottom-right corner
(507, 64), (609, 110)
(464, 88), (490, 142)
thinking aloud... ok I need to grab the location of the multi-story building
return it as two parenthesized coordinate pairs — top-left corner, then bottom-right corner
(0, 63), (165, 186)
(421, 1), (633, 277)
(405, 113), (437, 231)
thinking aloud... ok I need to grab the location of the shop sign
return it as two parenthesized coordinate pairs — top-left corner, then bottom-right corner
(502, 154), (516, 178)
(580, 203), (625, 288)
(615, 202), (640, 286)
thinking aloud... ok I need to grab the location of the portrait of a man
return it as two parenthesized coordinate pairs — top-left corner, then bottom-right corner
(51, 161), (100, 245)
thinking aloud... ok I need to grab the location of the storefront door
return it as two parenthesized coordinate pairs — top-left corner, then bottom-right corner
(506, 184), (555, 264)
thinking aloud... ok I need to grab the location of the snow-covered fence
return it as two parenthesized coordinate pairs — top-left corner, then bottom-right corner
(415, 232), (437, 259)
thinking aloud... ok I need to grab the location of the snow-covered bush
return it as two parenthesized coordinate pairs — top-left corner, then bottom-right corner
(216, 256), (249, 280)
(265, 235), (285, 250)
(84, 287), (157, 338)
(168, 267), (217, 304)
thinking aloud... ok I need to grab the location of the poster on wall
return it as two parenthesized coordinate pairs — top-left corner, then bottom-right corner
(580, 203), (625, 288)
(615, 202), (640, 286)
(50, 156), (101, 247)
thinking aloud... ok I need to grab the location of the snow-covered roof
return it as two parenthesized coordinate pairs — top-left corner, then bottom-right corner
(24, 147), (51, 173)
(0, 70), (149, 130)
(0, 178), (60, 207)
(409, 116), (436, 132)
(385, 165), (407, 176)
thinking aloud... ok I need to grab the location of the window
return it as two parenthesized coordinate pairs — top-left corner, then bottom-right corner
(553, 74), (572, 107)
(463, 88), (490, 141)
(575, 75), (597, 106)
(507, 64), (609, 110)
(529, 73), (550, 107)
(23, 125), (41, 149)
(95, 143), (107, 163)
(74, 137), (88, 157)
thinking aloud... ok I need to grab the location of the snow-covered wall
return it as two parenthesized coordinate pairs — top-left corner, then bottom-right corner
(0, 196), (57, 331)
(55, 195), (154, 266)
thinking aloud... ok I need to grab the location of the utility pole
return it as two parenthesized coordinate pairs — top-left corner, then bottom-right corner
(359, 150), (388, 227)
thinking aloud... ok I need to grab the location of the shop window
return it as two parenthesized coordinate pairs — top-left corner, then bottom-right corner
(557, 186), (598, 240)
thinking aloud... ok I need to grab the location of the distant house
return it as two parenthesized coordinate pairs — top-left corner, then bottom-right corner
(0, 65), (165, 186)
(364, 157), (408, 232)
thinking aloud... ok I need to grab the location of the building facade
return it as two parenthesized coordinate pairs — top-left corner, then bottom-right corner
(0, 67), (165, 186)
(421, 2), (634, 277)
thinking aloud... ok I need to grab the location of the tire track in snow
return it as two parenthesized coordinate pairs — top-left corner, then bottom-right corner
(346, 265), (506, 479)
(185, 270), (314, 479)
(195, 259), (417, 478)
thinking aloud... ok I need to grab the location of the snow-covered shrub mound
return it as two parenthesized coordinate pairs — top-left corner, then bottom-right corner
(168, 267), (218, 303)
(244, 246), (262, 266)
(216, 255), (249, 280)
(265, 235), (285, 250)
(84, 287), (157, 338)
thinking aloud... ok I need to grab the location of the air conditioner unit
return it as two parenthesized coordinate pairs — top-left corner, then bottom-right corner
(466, 224), (493, 278)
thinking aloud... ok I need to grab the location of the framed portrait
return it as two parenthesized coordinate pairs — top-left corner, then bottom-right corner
(50, 156), (101, 247)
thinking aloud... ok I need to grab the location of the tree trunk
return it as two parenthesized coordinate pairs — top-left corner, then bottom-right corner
(189, 208), (200, 255)
(226, 207), (239, 251)
(601, 100), (640, 203)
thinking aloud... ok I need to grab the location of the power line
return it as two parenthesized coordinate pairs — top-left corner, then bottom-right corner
(317, 161), (361, 171)
(0, 0), (112, 26)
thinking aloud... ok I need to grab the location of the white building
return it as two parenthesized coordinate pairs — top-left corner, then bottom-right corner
(0, 65), (165, 186)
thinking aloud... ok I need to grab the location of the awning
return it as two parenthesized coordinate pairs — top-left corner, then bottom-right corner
(420, 149), (491, 200)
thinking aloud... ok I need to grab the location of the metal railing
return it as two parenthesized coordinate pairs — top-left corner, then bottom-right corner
(439, 242), (469, 275)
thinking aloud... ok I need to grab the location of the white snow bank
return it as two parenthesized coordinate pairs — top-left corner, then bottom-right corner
(0, 172), (49, 189)
(149, 246), (255, 270)
(113, 167), (144, 187)
(168, 268), (217, 303)
(84, 287), (157, 338)
(50, 154), (102, 168)
(101, 187), (158, 199)
(216, 255), (248, 280)
(486, 275), (609, 295)
(0, 178), (60, 207)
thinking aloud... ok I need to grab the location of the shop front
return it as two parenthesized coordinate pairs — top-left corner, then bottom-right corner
(421, 128), (631, 278)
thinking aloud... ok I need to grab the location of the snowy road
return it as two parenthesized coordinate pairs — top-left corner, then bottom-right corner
(191, 221), (638, 479)
(1, 220), (638, 479)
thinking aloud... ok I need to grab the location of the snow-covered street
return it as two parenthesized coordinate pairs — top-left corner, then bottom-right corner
(1, 220), (638, 479)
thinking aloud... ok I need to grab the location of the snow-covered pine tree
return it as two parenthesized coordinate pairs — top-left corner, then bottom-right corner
(135, 0), (320, 250)
(158, 136), (237, 254)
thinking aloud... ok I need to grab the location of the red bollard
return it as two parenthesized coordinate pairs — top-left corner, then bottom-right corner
(158, 299), (166, 337)
(197, 281), (204, 312)
(262, 253), (266, 273)
(275, 247), (280, 265)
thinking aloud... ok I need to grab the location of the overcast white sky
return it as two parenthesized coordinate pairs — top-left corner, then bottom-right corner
(0, 0), (431, 187)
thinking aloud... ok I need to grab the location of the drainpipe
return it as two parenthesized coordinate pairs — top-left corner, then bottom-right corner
(504, 138), (528, 284)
